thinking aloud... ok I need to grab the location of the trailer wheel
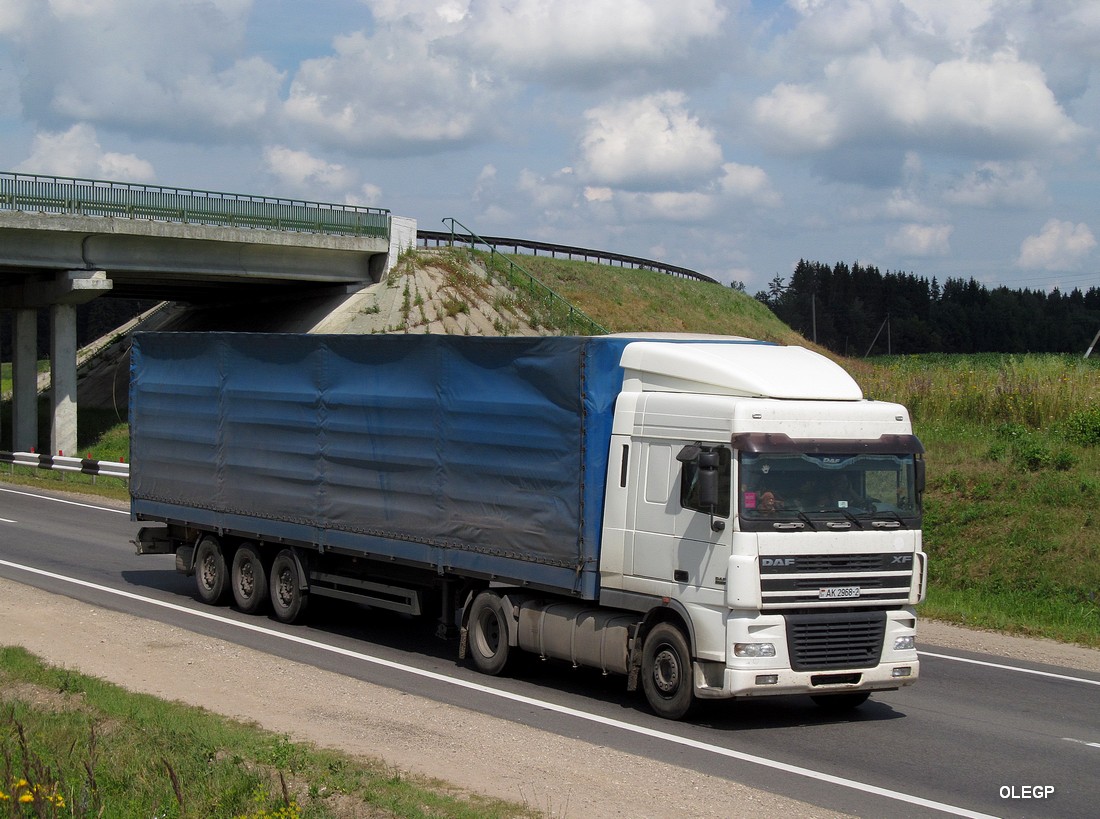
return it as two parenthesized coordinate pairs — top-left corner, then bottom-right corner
(641, 622), (694, 720)
(810, 692), (871, 711)
(194, 536), (229, 605)
(467, 592), (512, 675)
(269, 549), (309, 624)
(231, 542), (267, 615)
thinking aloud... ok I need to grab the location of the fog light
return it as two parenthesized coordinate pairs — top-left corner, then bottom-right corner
(755, 674), (779, 685)
(892, 666), (913, 678)
(894, 636), (915, 651)
(734, 642), (777, 658)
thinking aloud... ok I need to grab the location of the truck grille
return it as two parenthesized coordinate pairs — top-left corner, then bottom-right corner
(759, 553), (913, 608)
(786, 611), (886, 671)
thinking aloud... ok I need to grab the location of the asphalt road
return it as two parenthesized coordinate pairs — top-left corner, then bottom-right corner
(2, 481), (1098, 818)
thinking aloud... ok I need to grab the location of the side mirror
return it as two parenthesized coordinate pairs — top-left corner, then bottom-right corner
(697, 450), (720, 511)
(915, 459), (926, 495)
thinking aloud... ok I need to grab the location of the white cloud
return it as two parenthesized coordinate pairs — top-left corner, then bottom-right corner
(8, 0), (281, 140)
(944, 161), (1049, 207)
(517, 167), (577, 211)
(1017, 219), (1096, 270)
(755, 12), (1086, 166)
(584, 187), (614, 203)
(283, 29), (499, 154)
(262, 146), (356, 195)
(719, 162), (781, 207)
(348, 183), (383, 208)
(0, 0), (32, 34)
(751, 84), (839, 153)
(579, 92), (723, 191)
(618, 190), (720, 222)
(886, 223), (953, 256)
(461, 0), (726, 82)
(15, 123), (155, 181)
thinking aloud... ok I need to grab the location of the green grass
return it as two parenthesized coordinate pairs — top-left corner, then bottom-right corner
(509, 255), (803, 343)
(0, 647), (535, 819)
(858, 355), (1100, 647)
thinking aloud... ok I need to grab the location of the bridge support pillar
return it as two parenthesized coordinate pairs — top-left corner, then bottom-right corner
(11, 307), (38, 451)
(4, 270), (111, 455)
(50, 302), (79, 456)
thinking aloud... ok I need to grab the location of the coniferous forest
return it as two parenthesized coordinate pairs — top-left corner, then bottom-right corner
(755, 260), (1100, 357)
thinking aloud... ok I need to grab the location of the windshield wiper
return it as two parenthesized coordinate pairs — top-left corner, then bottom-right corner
(840, 508), (864, 529)
(870, 509), (907, 528)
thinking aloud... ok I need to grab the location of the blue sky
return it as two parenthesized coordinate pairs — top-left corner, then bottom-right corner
(1, 0), (1097, 294)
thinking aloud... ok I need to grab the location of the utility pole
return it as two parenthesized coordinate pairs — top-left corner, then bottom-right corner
(1086, 327), (1100, 359)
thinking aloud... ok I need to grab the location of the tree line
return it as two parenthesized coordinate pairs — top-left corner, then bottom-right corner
(754, 260), (1100, 356)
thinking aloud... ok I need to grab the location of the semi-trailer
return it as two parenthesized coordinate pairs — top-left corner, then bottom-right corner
(133, 332), (926, 719)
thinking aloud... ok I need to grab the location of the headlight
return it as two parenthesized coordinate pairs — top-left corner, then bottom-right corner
(894, 636), (915, 651)
(734, 642), (777, 658)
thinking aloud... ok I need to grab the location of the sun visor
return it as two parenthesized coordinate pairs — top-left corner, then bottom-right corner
(619, 342), (863, 400)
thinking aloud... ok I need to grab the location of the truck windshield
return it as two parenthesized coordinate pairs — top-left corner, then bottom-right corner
(739, 451), (920, 527)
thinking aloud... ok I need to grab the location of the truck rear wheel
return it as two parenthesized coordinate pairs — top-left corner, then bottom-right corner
(269, 549), (309, 624)
(231, 542), (267, 614)
(467, 592), (512, 675)
(642, 622), (695, 720)
(194, 536), (229, 605)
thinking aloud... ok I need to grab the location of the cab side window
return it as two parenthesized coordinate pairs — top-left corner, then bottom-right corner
(680, 445), (732, 518)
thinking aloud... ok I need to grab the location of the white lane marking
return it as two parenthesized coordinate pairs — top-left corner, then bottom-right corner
(1063, 737), (1100, 750)
(1, 558), (992, 819)
(918, 650), (1100, 688)
(0, 485), (129, 515)
(0, 517), (16, 523)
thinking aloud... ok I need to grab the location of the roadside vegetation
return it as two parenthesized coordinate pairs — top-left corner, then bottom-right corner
(0, 647), (534, 819)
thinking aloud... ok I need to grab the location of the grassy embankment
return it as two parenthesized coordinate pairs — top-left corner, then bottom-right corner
(0, 647), (533, 819)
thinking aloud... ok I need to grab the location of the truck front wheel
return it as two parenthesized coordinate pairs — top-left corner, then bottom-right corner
(194, 536), (229, 605)
(231, 542), (267, 614)
(642, 622), (695, 720)
(467, 592), (512, 675)
(269, 549), (309, 624)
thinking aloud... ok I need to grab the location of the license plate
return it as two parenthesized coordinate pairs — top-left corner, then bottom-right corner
(819, 586), (861, 599)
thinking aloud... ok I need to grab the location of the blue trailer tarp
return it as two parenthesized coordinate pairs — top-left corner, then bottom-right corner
(130, 334), (634, 597)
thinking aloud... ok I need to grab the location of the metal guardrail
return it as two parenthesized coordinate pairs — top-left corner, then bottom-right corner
(418, 229), (717, 284)
(1, 451), (129, 481)
(438, 219), (608, 336)
(0, 171), (390, 239)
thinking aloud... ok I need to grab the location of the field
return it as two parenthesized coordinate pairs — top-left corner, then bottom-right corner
(856, 354), (1100, 646)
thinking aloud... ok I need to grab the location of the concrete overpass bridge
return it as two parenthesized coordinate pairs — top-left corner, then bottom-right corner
(0, 172), (403, 456)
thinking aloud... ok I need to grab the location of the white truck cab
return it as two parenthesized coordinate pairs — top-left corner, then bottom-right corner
(597, 339), (925, 717)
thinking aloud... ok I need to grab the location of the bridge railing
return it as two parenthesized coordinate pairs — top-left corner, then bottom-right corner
(1, 451), (129, 482)
(419, 229), (717, 284)
(0, 172), (390, 239)
(439, 219), (608, 336)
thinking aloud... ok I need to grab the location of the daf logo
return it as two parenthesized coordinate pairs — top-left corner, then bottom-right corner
(761, 558), (796, 567)
(891, 555), (913, 565)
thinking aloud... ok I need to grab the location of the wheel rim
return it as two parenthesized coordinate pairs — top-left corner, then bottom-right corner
(652, 645), (681, 697)
(238, 559), (255, 599)
(475, 608), (501, 657)
(199, 553), (218, 591)
(275, 567), (294, 608)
